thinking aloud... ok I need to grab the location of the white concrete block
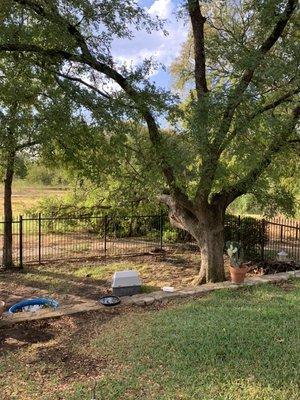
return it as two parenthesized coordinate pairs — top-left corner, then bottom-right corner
(112, 270), (141, 288)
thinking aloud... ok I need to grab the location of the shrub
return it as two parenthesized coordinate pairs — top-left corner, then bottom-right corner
(162, 229), (178, 243)
(162, 219), (194, 243)
(224, 215), (265, 261)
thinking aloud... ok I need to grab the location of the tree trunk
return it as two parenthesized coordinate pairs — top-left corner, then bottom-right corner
(2, 151), (15, 268)
(160, 194), (226, 284)
(194, 223), (225, 284)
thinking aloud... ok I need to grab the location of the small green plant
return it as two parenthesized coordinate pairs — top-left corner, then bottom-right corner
(146, 231), (158, 240)
(162, 229), (178, 243)
(226, 241), (244, 268)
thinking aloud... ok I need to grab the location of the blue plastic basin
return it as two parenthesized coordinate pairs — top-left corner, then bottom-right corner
(8, 298), (59, 314)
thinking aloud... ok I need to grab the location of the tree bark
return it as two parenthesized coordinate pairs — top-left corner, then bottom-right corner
(194, 224), (225, 284)
(188, 206), (226, 284)
(2, 150), (15, 268)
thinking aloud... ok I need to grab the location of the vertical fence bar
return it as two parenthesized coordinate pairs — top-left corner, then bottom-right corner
(260, 219), (265, 261)
(104, 215), (108, 257)
(237, 215), (241, 244)
(296, 224), (300, 262)
(38, 213), (42, 264)
(19, 215), (23, 269)
(159, 210), (164, 250)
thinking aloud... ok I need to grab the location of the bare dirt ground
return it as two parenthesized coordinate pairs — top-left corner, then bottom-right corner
(1, 246), (298, 314)
(0, 249), (228, 309)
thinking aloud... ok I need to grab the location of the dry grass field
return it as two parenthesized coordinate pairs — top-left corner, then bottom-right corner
(0, 180), (69, 216)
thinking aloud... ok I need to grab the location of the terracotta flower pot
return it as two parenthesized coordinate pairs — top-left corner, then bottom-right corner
(0, 301), (5, 318)
(229, 265), (248, 284)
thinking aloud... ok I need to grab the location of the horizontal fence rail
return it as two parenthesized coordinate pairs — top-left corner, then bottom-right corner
(263, 218), (300, 262)
(0, 214), (299, 267)
(0, 213), (164, 267)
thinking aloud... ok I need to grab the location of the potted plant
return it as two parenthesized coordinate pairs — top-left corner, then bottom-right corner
(226, 241), (248, 284)
(0, 300), (5, 318)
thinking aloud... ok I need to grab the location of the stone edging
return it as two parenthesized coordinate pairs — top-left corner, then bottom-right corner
(1, 270), (299, 326)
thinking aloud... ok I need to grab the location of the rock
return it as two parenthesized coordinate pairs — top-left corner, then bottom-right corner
(133, 296), (155, 306)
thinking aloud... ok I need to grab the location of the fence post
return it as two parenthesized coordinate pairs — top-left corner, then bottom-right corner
(38, 213), (42, 264)
(296, 224), (299, 241)
(104, 215), (108, 257)
(19, 215), (23, 269)
(238, 215), (241, 243)
(159, 211), (164, 250)
(260, 219), (265, 261)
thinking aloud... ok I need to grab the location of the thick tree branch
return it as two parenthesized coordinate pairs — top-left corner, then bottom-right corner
(0, 43), (78, 61)
(251, 87), (300, 119)
(158, 194), (200, 237)
(187, 0), (208, 97)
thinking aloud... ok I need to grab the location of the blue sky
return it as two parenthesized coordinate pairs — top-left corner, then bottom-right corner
(111, 0), (188, 91)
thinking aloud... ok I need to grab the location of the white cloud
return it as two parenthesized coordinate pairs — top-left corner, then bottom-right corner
(111, 0), (187, 83)
(148, 0), (173, 19)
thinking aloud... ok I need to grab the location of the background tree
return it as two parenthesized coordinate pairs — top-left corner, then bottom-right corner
(0, 53), (94, 268)
(0, 0), (298, 282)
(0, 56), (44, 268)
(28, 122), (166, 218)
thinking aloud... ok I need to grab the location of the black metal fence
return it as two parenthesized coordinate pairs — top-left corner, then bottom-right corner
(226, 216), (300, 262)
(0, 213), (299, 267)
(262, 218), (300, 261)
(0, 213), (164, 267)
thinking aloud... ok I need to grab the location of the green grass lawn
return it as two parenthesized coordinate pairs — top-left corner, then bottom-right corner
(1, 280), (299, 400)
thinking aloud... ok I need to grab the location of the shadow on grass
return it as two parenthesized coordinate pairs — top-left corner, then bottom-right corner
(0, 320), (55, 352)
(0, 309), (120, 359)
(0, 268), (110, 303)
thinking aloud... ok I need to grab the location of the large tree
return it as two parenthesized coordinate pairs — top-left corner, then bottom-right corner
(0, 0), (298, 282)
